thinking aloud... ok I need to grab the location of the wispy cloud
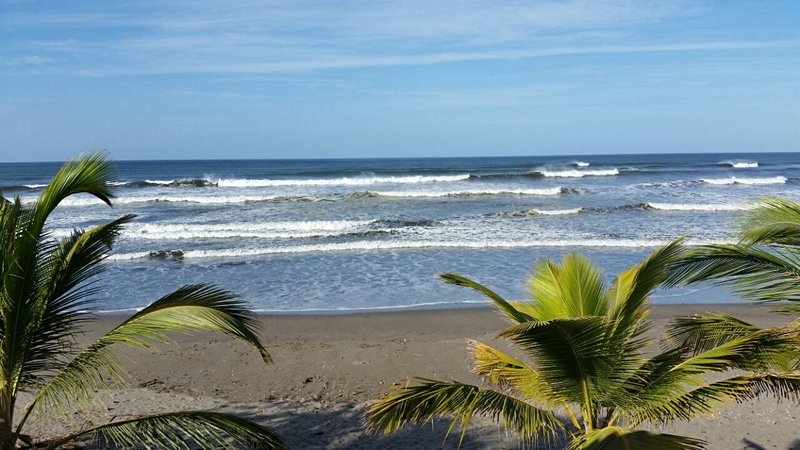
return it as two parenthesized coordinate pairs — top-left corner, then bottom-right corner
(0, 55), (52, 66)
(7, 0), (781, 77)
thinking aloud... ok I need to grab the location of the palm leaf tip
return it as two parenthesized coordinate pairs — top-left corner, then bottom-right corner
(126, 283), (272, 362)
(440, 272), (533, 323)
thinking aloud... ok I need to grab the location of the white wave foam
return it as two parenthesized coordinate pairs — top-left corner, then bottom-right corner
(531, 208), (582, 215)
(214, 174), (470, 187)
(55, 194), (300, 206)
(108, 238), (723, 260)
(370, 187), (563, 198)
(121, 220), (378, 240)
(573, 161), (591, 167)
(252, 300), (489, 313)
(535, 168), (618, 178)
(719, 160), (758, 168)
(647, 202), (753, 212)
(701, 176), (786, 186)
(23, 184), (46, 189)
(144, 179), (175, 185)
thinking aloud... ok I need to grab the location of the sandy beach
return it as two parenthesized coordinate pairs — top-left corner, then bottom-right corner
(19, 304), (800, 449)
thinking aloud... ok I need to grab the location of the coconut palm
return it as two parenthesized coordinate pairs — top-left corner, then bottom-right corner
(0, 154), (284, 449)
(669, 197), (800, 302)
(365, 242), (800, 449)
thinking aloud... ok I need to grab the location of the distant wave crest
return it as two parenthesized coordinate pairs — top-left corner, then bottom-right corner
(362, 187), (566, 198)
(532, 168), (619, 178)
(213, 174), (471, 187)
(143, 178), (218, 187)
(700, 176), (786, 186)
(53, 194), (321, 206)
(719, 160), (758, 168)
(500, 208), (583, 217)
(646, 202), (754, 212)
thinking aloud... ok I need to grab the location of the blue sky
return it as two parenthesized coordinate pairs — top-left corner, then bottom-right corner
(1, 0), (798, 162)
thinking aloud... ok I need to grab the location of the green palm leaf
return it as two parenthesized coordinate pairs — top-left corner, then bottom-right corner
(628, 373), (800, 426)
(670, 329), (795, 374)
(365, 378), (565, 446)
(2, 154), (117, 402)
(44, 411), (285, 450)
(662, 314), (761, 354)
(468, 339), (561, 406)
(368, 243), (800, 448)
(21, 215), (135, 385)
(607, 239), (684, 336)
(668, 244), (800, 302)
(567, 426), (705, 450)
(440, 273), (533, 323)
(32, 153), (115, 233)
(528, 254), (607, 320)
(740, 197), (800, 245)
(26, 284), (270, 416)
(0, 155), (283, 449)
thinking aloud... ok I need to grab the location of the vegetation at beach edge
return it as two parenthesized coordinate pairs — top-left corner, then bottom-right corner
(365, 241), (800, 449)
(0, 154), (285, 449)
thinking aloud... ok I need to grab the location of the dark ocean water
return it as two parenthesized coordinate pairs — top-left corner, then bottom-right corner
(2, 153), (798, 312)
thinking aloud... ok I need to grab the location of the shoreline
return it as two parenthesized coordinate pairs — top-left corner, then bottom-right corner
(91, 300), (766, 318)
(27, 303), (800, 449)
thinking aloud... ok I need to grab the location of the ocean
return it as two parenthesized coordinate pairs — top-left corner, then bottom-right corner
(2, 153), (798, 313)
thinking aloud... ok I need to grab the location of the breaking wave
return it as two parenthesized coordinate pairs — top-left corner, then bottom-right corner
(700, 176), (786, 186)
(646, 202), (754, 212)
(500, 208), (583, 217)
(53, 194), (322, 206)
(719, 160), (758, 168)
(109, 237), (723, 260)
(213, 174), (471, 187)
(362, 187), (566, 198)
(142, 179), (218, 187)
(531, 168), (619, 178)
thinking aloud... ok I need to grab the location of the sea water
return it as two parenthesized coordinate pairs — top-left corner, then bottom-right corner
(2, 153), (798, 313)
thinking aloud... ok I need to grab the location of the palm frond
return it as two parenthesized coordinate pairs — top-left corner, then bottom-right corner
(468, 339), (561, 406)
(32, 153), (116, 233)
(628, 373), (800, 426)
(566, 426), (705, 450)
(45, 411), (285, 450)
(440, 273), (533, 323)
(497, 317), (644, 410)
(661, 314), (760, 354)
(667, 244), (800, 302)
(365, 378), (565, 445)
(1, 154), (117, 396)
(669, 328), (796, 374)
(528, 254), (607, 320)
(607, 240), (684, 335)
(21, 215), (135, 385)
(25, 284), (269, 416)
(740, 197), (800, 245)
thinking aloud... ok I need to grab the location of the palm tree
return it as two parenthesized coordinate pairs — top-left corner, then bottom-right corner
(365, 243), (800, 449)
(669, 197), (800, 302)
(0, 154), (284, 449)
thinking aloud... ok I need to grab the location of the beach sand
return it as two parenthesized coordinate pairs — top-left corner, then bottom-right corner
(20, 304), (800, 449)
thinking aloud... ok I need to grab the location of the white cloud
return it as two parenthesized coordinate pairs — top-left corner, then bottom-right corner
(2, 0), (793, 76)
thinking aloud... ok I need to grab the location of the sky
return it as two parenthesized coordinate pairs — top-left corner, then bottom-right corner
(0, 0), (798, 162)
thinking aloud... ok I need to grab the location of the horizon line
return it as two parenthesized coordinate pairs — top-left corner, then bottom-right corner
(3, 150), (799, 165)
